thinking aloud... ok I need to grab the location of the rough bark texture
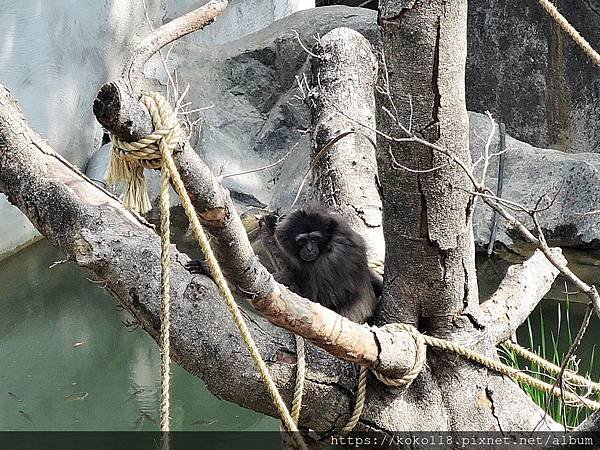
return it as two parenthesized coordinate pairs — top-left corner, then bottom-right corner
(373, 0), (560, 434)
(576, 410), (600, 432)
(0, 3), (574, 441)
(309, 27), (384, 261)
(0, 83), (372, 435)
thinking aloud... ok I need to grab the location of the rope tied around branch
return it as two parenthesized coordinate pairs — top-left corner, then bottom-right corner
(371, 323), (600, 411)
(109, 92), (307, 450)
(108, 93), (181, 213)
(372, 323), (427, 388)
(108, 95), (599, 447)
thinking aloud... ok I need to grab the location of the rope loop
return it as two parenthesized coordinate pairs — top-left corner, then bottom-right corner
(107, 91), (181, 213)
(372, 323), (426, 388)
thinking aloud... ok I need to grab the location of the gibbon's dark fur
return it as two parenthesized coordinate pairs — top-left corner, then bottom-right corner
(261, 204), (382, 323)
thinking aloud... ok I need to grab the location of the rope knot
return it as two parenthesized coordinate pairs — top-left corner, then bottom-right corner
(372, 323), (426, 388)
(107, 91), (181, 213)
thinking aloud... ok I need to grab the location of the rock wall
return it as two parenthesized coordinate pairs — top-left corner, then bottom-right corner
(93, 9), (600, 256)
(466, 0), (600, 153)
(320, 1), (600, 153)
(0, 0), (313, 258)
(469, 112), (600, 251)
(2, 1), (599, 258)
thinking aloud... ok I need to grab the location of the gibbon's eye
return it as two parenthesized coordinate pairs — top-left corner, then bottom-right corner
(308, 231), (323, 243)
(295, 233), (309, 245)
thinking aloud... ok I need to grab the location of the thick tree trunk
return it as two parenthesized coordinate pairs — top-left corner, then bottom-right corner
(0, 3), (576, 444)
(374, 0), (560, 433)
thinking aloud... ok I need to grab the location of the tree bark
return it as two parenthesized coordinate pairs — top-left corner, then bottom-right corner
(309, 27), (384, 261)
(91, 79), (418, 380)
(0, 2), (573, 442)
(0, 83), (366, 434)
(374, 0), (560, 433)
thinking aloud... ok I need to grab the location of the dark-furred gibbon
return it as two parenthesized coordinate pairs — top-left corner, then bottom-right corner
(259, 205), (382, 323)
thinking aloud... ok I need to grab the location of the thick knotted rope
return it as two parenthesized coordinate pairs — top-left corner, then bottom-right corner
(371, 323), (427, 388)
(107, 96), (179, 213)
(109, 92), (181, 433)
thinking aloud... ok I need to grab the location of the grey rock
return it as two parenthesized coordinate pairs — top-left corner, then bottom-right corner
(470, 112), (600, 251)
(466, 0), (600, 154)
(0, 0), (313, 257)
(89, 7), (600, 252)
(139, 6), (378, 212)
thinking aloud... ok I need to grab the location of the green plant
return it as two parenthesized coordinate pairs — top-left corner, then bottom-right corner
(499, 292), (598, 429)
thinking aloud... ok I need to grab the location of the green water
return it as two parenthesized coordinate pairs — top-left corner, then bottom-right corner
(0, 239), (597, 431)
(0, 239), (278, 431)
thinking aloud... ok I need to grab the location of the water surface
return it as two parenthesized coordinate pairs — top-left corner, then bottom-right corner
(0, 239), (597, 431)
(0, 240), (277, 431)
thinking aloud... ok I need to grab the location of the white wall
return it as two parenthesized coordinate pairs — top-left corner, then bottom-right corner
(0, 0), (314, 258)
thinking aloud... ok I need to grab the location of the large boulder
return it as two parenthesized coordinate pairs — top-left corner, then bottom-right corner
(0, 0), (314, 258)
(90, 8), (600, 254)
(467, 0), (600, 154)
(470, 112), (600, 251)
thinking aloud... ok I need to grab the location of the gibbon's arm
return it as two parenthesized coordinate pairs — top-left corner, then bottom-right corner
(369, 269), (383, 298)
(258, 213), (299, 272)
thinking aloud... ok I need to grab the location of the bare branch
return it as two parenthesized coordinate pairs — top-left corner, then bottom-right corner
(480, 249), (563, 343)
(478, 111), (496, 187)
(3, 83), (420, 384)
(218, 145), (295, 182)
(575, 409), (600, 431)
(125, 0), (229, 90)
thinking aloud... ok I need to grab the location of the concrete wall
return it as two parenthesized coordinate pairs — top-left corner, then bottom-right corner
(0, 0), (313, 259)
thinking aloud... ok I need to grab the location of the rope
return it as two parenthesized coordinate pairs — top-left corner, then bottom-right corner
(536, 0), (600, 66)
(339, 365), (368, 435)
(109, 91), (600, 443)
(421, 332), (600, 410)
(109, 92), (181, 433)
(156, 98), (178, 433)
(111, 92), (306, 450)
(503, 340), (600, 393)
(371, 323), (427, 388)
(291, 335), (306, 424)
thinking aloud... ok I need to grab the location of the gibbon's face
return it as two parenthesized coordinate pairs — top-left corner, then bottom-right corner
(295, 230), (325, 262)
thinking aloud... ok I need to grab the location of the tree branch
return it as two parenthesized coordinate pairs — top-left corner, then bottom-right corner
(0, 83), (416, 432)
(125, 0), (229, 90)
(308, 27), (383, 261)
(480, 249), (564, 344)
(91, 79), (418, 379)
(575, 410), (600, 432)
